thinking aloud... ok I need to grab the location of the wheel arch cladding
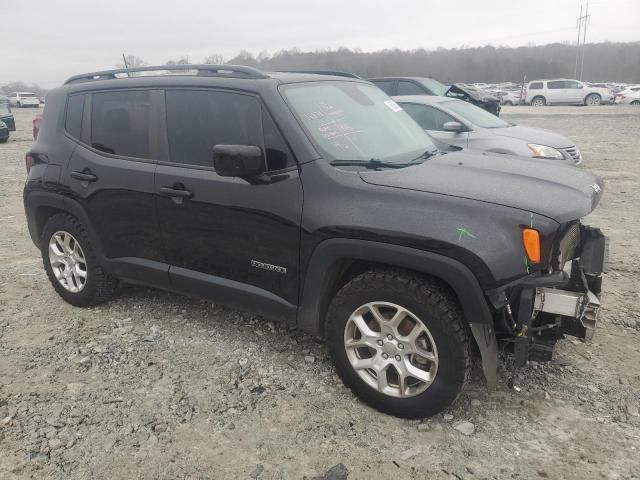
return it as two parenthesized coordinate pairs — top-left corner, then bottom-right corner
(25, 192), (105, 261)
(298, 239), (498, 389)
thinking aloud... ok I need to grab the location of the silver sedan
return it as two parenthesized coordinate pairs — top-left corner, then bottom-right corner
(393, 95), (582, 166)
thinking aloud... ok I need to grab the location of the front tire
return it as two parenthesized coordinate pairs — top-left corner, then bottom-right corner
(326, 269), (471, 418)
(631, 100), (640, 106)
(585, 93), (601, 106)
(41, 213), (118, 307)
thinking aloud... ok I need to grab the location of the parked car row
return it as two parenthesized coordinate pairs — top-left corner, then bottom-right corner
(466, 79), (640, 107)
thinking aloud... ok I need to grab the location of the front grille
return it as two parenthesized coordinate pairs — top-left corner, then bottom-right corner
(557, 223), (581, 270)
(562, 146), (582, 164)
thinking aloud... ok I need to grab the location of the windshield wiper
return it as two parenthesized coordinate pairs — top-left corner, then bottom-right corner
(330, 159), (411, 170)
(408, 149), (443, 164)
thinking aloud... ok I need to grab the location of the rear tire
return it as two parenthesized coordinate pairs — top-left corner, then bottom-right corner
(41, 213), (118, 307)
(631, 100), (640, 106)
(531, 96), (546, 106)
(585, 93), (601, 106)
(326, 269), (471, 418)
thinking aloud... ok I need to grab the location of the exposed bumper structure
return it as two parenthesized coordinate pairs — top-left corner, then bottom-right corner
(533, 287), (601, 340)
(505, 224), (608, 366)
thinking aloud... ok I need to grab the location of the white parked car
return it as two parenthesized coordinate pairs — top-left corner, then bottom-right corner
(8, 92), (40, 108)
(616, 90), (640, 106)
(525, 79), (612, 106)
(500, 89), (523, 105)
(614, 85), (640, 104)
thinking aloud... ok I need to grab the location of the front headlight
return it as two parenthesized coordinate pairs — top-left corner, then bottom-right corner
(527, 144), (565, 160)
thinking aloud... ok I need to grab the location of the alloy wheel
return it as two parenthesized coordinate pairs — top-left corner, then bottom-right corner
(48, 231), (88, 293)
(586, 95), (601, 106)
(343, 302), (438, 398)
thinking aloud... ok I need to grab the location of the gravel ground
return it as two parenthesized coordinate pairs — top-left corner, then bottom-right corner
(1, 105), (639, 480)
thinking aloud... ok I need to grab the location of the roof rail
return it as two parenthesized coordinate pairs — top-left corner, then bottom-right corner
(277, 70), (362, 79)
(64, 64), (269, 84)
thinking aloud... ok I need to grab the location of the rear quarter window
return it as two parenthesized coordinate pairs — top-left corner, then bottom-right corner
(65, 94), (85, 140)
(528, 82), (543, 90)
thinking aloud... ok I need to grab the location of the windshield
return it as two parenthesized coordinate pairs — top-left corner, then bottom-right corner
(282, 82), (436, 163)
(419, 78), (448, 96)
(0, 103), (9, 115)
(20, 93), (36, 97)
(443, 100), (510, 128)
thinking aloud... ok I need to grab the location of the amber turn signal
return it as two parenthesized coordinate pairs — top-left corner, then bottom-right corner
(522, 228), (541, 263)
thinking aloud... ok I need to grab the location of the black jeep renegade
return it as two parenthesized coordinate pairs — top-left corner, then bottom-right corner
(24, 65), (607, 418)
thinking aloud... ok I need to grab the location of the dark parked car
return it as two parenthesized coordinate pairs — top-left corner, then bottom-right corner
(24, 65), (607, 418)
(0, 120), (9, 143)
(369, 76), (501, 115)
(0, 96), (16, 132)
(394, 95), (583, 165)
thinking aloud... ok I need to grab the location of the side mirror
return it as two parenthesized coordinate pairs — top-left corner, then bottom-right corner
(213, 145), (265, 178)
(443, 121), (464, 132)
(577, 84), (584, 89)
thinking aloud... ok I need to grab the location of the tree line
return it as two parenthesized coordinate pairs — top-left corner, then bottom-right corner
(2, 41), (638, 95)
(120, 42), (640, 84)
(227, 42), (640, 84)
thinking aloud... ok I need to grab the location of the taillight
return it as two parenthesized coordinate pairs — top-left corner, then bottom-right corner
(25, 153), (33, 173)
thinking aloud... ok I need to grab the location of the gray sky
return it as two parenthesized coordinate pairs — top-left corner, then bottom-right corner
(3, 0), (639, 86)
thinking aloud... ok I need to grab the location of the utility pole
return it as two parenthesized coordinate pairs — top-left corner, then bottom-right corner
(574, 4), (583, 78)
(579, 3), (590, 81)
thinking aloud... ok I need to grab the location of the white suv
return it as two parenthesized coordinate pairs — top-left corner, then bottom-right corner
(8, 92), (40, 108)
(525, 79), (612, 106)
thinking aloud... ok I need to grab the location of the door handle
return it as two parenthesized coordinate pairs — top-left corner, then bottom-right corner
(71, 170), (98, 182)
(159, 186), (193, 198)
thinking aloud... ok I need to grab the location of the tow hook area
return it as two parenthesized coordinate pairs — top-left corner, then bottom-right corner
(513, 286), (601, 366)
(533, 287), (601, 340)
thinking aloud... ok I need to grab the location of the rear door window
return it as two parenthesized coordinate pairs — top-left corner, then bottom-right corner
(547, 81), (565, 90)
(90, 90), (152, 159)
(165, 90), (261, 168)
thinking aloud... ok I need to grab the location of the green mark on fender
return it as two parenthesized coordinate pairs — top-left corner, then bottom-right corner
(523, 255), (530, 274)
(457, 227), (477, 242)
(529, 213), (534, 228)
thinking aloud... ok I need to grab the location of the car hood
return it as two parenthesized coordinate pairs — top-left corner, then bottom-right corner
(359, 151), (603, 223)
(489, 125), (574, 148)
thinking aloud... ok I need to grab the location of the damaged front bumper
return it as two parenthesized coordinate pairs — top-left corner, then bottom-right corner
(494, 225), (608, 366)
